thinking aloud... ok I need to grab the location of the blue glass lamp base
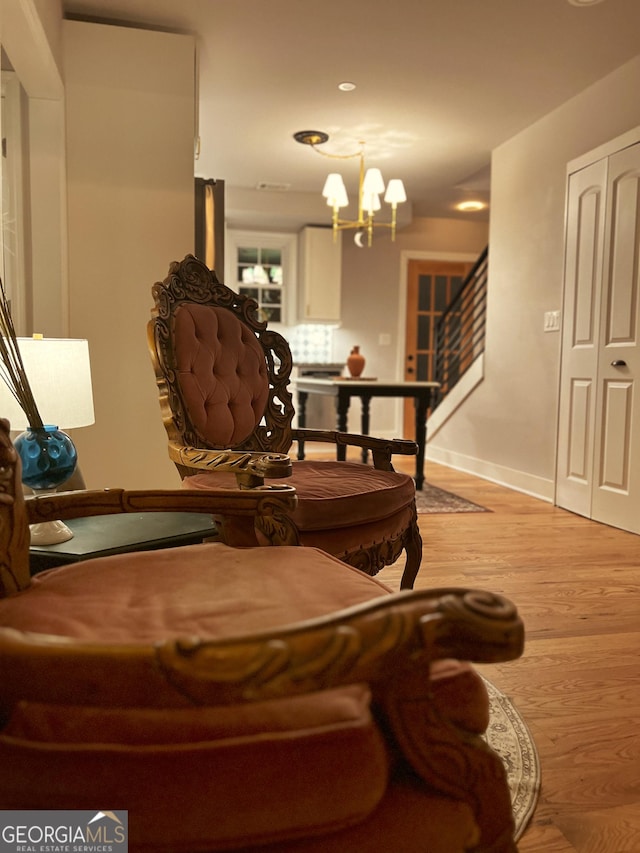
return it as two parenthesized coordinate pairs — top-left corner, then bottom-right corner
(15, 426), (78, 545)
(14, 425), (78, 490)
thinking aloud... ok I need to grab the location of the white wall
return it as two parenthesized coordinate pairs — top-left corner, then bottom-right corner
(428, 53), (640, 500)
(64, 20), (195, 489)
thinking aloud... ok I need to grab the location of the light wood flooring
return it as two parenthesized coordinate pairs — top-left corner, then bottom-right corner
(375, 458), (640, 853)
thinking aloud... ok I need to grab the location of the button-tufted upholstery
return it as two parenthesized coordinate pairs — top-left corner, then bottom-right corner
(174, 303), (269, 446)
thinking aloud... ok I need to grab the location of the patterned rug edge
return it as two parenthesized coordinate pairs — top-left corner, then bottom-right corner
(415, 483), (491, 514)
(483, 676), (541, 841)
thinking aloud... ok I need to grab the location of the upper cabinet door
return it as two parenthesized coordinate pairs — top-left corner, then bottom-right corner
(297, 227), (342, 323)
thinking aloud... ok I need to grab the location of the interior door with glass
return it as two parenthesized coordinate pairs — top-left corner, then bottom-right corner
(403, 259), (471, 438)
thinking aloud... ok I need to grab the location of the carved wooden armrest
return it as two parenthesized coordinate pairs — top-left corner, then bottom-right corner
(24, 486), (300, 555)
(384, 660), (518, 853)
(25, 485), (295, 522)
(0, 588), (522, 707)
(292, 428), (417, 469)
(168, 441), (293, 487)
(155, 587), (520, 853)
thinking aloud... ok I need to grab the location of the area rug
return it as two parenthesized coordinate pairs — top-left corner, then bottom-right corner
(415, 483), (490, 514)
(484, 677), (540, 840)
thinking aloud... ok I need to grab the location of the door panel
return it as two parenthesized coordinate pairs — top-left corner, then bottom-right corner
(566, 379), (592, 483)
(556, 159), (607, 517)
(591, 144), (640, 533)
(606, 172), (638, 343)
(598, 380), (633, 491)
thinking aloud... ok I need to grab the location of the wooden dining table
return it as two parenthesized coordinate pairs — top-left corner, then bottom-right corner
(294, 377), (440, 490)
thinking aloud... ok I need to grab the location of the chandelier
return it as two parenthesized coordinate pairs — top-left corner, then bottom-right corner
(294, 130), (407, 247)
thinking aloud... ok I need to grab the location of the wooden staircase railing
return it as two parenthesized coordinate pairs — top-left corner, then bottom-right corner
(432, 246), (488, 409)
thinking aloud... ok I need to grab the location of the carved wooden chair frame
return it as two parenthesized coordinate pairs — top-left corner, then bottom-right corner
(148, 255), (423, 586)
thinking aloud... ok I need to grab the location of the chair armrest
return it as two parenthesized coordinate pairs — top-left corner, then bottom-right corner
(0, 588), (522, 706)
(25, 485), (297, 523)
(292, 428), (417, 469)
(24, 486), (300, 556)
(168, 441), (292, 487)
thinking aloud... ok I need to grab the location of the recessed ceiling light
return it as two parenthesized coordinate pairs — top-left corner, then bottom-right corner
(567, 0), (606, 6)
(338, 81), (356, 92)
(457, 200), (486, 212)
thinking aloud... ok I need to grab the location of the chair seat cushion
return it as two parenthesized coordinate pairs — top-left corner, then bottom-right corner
(0, 543), (391, 642)
(1, 685), (390, 851)
(0, 544), (393, 847)
(184, 460), (417, 531)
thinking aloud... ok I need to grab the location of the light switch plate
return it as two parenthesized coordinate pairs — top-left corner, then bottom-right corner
(544, 310), (561, 332)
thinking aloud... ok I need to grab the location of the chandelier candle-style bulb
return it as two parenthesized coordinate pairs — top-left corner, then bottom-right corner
(384, 179), (407, 205)
(322, 173), (349, 208)
(362, 168), (385, 197)
(384, 178), (407, 241)
(362, 190), (382, 217)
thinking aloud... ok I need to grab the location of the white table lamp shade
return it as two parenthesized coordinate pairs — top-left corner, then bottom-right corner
(0, 337), (95, 431)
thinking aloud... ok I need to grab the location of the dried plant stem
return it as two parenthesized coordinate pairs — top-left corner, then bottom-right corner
(0, 278), (43, 429)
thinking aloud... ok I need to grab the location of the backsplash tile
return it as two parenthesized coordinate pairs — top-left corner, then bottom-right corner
(288, 324), (335, 364)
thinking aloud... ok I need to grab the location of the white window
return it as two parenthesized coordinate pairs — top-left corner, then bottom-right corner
(225, 230), (297, 325)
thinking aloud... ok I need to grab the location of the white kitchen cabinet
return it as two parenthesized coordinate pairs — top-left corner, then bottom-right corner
(297, 226), (342, 323)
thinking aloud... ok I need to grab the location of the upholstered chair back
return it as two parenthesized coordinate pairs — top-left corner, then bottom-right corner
(149, 256), (295, 456)
(173, 303), (270, 447)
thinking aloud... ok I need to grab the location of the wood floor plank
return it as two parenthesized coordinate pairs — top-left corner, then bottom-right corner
(556, 806), (640, 853)
(517, 821), (576, 853)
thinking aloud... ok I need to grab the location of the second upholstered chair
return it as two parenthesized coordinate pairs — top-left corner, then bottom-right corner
(148, 255), (422, 588)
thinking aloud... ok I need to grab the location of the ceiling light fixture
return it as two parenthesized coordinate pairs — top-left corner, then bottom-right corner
(567, 0), (606, 5)
(294, 130), (406, 247)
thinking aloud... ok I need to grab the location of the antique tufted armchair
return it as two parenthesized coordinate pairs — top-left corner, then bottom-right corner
(148, 255), (422, 588)
(0, 417), (523, 852)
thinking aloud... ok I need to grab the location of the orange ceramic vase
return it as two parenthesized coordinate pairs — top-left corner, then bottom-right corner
(347, 345), (365, 377)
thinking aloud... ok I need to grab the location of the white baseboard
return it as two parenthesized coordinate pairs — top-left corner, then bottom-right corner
(426, 445), (555, 503)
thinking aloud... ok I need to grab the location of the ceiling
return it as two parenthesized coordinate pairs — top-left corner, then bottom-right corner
(61, 0), (640, 230)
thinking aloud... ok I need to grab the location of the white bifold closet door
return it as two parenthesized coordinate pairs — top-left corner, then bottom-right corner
(556, 140), (640, 535)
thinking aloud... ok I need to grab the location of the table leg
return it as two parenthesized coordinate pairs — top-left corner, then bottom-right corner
(360, 393), (372, 463)
(336, 391), (349, 461)
(297, 391), (308, 460)
(414, 392), (429, 490)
